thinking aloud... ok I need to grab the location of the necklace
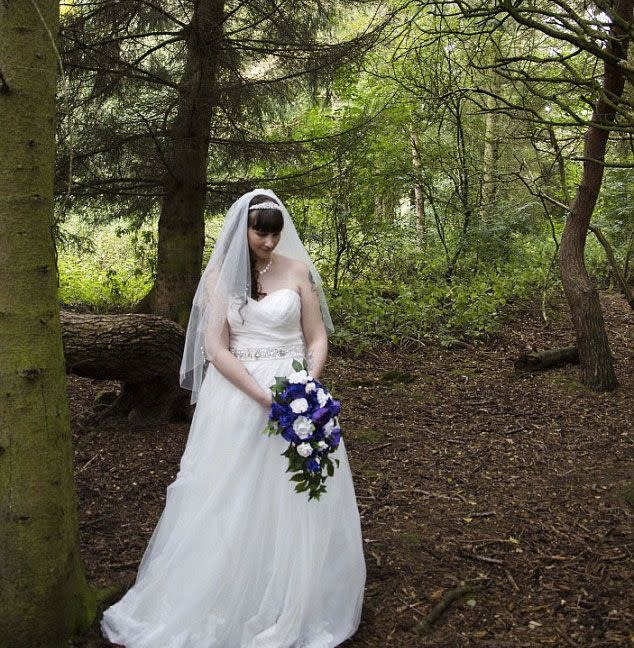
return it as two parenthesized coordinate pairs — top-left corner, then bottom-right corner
(257, 257), (273, 274)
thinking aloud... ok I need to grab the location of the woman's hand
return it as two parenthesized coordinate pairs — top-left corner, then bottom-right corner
(258, 389), (273, 409)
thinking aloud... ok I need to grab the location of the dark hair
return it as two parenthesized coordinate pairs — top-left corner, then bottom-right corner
(248, 194), (284, 233)
(247, 194), (284, 300)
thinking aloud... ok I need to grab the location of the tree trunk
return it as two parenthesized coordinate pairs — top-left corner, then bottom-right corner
(624, 228), (634, 282)
(145, 0), (226, 326)
(410, 129), (426, 242)
(589, 225), (634, 309)
(480, 57), (502, 225)
(0, 2), (97, 644)
(558, 0), (632, 391)
(61, 311), (191, 425)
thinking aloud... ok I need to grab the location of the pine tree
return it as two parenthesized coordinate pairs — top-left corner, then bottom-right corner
(58, 0), (380, 324)
(0, 2), (99, 644)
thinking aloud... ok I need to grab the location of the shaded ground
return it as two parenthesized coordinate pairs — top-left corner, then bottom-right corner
(70, 292), (633, 647)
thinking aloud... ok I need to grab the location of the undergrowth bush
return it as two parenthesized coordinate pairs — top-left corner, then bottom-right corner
(58, 206), (624, 353)
(327, 260), (550, 353)
(58, 256), (152, 310)
(57, 216), (155, 310)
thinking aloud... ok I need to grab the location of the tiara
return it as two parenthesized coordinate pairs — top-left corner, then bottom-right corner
(248, 201), (281, 211)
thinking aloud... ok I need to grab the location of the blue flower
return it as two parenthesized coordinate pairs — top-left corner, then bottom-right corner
(269, 402), (286, 421)
(282, 383), (307, 400)
(311, 406), (331, 426)
(282, 426), (300, 443)
(269, 402), (297, 430)
(328, 399), (341, 417)
(306, 457), (321, 473)
(328, 428), (341, 448)
(279, 410), (297, 429)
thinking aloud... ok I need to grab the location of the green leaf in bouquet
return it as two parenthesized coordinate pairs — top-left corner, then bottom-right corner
(291, 359), (304, 372)
(326, 462), (334, 477)
(288, 456), (303, 472)
(290, 473), (305, 482)
(294, 481), (309, 493)
(335, 459), (340, 467)
(308, 483), (326, 501)
(263, 422), (278, 437)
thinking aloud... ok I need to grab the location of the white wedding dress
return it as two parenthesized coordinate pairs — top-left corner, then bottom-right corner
(101, 288), (366, 648)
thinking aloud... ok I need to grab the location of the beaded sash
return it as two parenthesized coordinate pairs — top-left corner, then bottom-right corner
(229, 343), (306, 361)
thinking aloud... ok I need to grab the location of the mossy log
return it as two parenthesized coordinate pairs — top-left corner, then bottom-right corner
(61, 311), (192, 425)
(514, 346), (580, 372)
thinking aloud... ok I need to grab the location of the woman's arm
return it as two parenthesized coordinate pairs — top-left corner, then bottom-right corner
(204, 320), (272, 408)
(297, 263), (328, 380)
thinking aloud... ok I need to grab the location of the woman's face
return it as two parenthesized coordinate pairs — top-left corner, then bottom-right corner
(247, 226), (281, 261)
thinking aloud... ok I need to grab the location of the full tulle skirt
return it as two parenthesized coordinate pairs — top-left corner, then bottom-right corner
(101, 356), (366, 648)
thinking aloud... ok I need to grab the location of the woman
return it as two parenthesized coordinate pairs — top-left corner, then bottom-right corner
(101, 189), (366, 647)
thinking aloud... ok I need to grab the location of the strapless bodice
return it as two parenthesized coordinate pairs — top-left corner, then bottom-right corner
(227, 288), (305, 350)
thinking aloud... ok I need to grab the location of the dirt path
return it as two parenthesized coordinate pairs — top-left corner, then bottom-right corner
(69, 292), (633, 647)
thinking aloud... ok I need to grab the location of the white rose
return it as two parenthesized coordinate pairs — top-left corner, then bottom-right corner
(293, 416), (314, 439)
(323, 418), (335, 437)
(296, 442), (313, 458)
(317, 440), (328, 450)
(288, 370), (309, 384)
(290, 398), (308, 414)
(316, 388), (330, 407)
(305, 381), (316, 393)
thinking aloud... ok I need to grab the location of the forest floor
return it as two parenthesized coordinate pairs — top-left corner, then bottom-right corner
(69, 291), (633, 648)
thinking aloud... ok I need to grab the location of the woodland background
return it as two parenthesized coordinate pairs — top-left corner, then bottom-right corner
(0, 1), (632, 646)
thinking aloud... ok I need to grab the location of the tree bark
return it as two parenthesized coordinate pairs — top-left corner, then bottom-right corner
(143, 0), (226, 326)
(410, 129), (426, 242)
(61, 311), (191, 425)
(0, 2), (97, 644)
(480, 103), (500, 217)
(480, 53), (502, 226)
(589, 224), (634, 309)
(558, 0), (632, 391)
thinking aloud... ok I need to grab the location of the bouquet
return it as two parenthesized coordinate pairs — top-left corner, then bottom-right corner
(263, 359), (342, 501)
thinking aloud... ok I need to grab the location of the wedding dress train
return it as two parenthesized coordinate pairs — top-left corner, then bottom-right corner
(101, 288), (366, 647)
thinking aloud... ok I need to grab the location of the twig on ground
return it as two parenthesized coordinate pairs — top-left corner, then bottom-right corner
(469, 511), (496, 518)
(368, 442), (392, 452)
(505, 568), (520, 591)
(459, 551), (505, 565)
(415, 582), (487, 634)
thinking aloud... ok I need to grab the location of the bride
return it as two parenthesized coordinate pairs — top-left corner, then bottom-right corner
(101, 189), (366, 648)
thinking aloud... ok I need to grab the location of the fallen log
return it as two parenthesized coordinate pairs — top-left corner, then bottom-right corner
(514, 346), (579, 372)
(61, 311), (192, 426)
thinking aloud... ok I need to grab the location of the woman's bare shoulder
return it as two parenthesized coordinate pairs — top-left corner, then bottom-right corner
(274, 253), (307, 275)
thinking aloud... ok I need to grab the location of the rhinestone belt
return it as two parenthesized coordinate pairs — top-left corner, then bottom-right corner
(229, 343), (306, 361)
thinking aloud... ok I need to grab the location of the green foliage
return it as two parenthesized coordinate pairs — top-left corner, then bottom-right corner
(57, 216), (155, 310)
(54, 0), (632, 340)
(58, 257), (153, 311)
(328, 238), (552, 352)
